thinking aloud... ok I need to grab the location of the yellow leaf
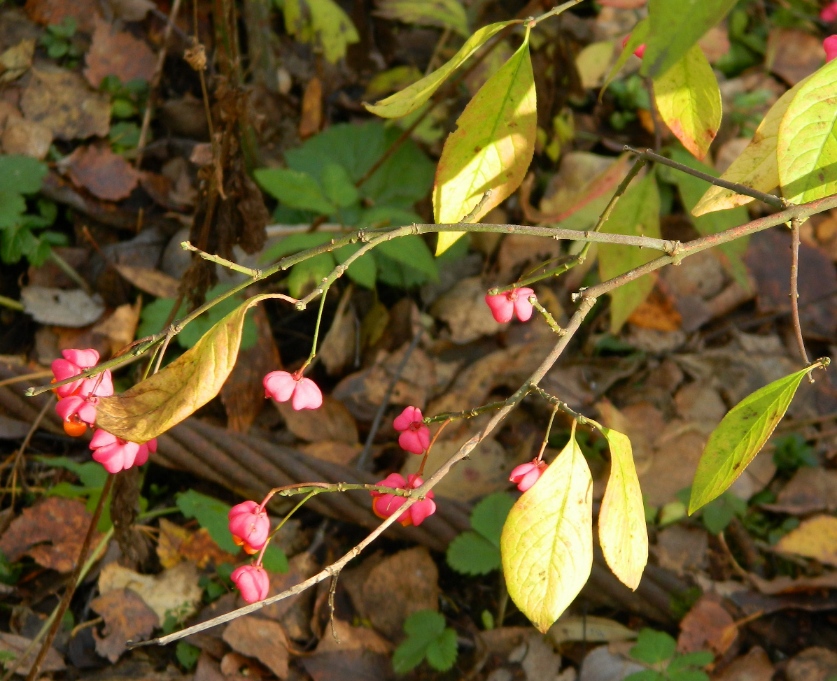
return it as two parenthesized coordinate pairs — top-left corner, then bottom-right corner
(775, 515), (837, 567)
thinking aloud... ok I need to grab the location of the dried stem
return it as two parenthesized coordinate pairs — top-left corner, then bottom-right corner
(788, 217), (811, 373)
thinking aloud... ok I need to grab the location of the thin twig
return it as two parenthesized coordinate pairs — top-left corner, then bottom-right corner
(788, 217), (811, 374)
(625, 146), (789, 209)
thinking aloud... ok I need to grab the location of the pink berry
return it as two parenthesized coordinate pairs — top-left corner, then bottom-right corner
(229, 500), (271, 553)
(821, 2), (837, 22)
(51, 348), (113, 399)
(621, 34), (646, 59)
(825, 35), (837, 62)
(89, 429), (142, 474)
(392, 406), (431, 455)
(230, 564), (270, 603)
(484, 287), (536, 324)
(509, 460), (547, 492)
(370, 473), (436, 527)
(263, 371), (323, 410)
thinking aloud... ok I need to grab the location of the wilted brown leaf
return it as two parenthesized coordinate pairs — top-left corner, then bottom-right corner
(20, 286), (105, 327)
(299, 76), (322, 138)
(1, 116), (52, 158)
(222, 617), (289, 679)
(677, 594), (736, 656)
(0, 496), (102, 572)
(21, 66), (110, 140)
(0, 38), (34, 82)
(767, 28), (824, 86)
(91, 300), (141, 356)
(786, 647), (837, 681)
(430, 276), (504, 343)
(277, 396), (358, 444)
(762, 467), (837, 515)
(359, 547), (439, 639)
(25, 0), (101, 32)
(114, 265), (180, 299)
(91, 588), (159, 661)
(157, 518), (237, 569)
(98, 561), (203, 622)
(64, 144), (140, 201)
(83, 16), (156, 88)
(0, 633), (65, 675)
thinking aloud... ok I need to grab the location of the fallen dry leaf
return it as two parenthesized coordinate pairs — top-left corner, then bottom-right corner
(319, 287), (356, 376)
(107, 0), (156, 22)
(677, 594), (736, 656)
(222, 616), (289, 679)
(20, 286), (105, 327)
(762, 467), (837, 515)
(430, 276), (504, 343)
(627, 287), (682, 331)
(83, 16), (156, 88)
(298, 440), (361, 465)
(712, 646), (774, 681)
(549, 615), (637, 645)
(0, 38), (34, 83)
(774, 515), (837, 567)
(156, 518), (237, 569)
(0, 496), (102, 572)
(0, 633), (65, 675)
(748, 571), (837, 596)
(25, 0), (102, 32)
(276, 396), (358, 444)
(358, 547), (439, 640)
(1, 116), (52, 158)
(114, 265), (180, 299)
(298, 75), (322, 138)
(785, 647), (837, 681)
(766, 28), (824, 86)
(91, 299), (141, 357)
(654, 524), (709, 575)
(63, 144), (140, 201)
(90, 588), (159, 661)
(302, 649), (394, 681)
(98, 561), (203, 622)
(316, 619), (391, 654)
(21, 66), (110, 140)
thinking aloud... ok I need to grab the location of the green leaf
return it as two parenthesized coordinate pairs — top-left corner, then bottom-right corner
(262, 543), (289, 573)
(176, 642), (201, 671)
(334, 243), (377, 288)
(624, 671), (666, 681)
(0, 222), (38, 264)
(640, 0), (737, 78)
(0, 190), (26, 228)
(693, 76), (808, 215)
(393, 610), (449, 674)
(176, 490), (239, 553)
(470, 492), (515, 547)
(700, 493), (746, 535)
(597, 174), (661, 333)
(600, 18), (649, 97)
(282, 0), (359, 63)
(433, 37), (536, 254)
(652, 45), (721, 160)
(688, 362), (823, 514)
(447, 531), (501, 575)
(630, 628), (676, 665)
(375, 235), (438, 282)
(374, 0), (469, 37)
(596, 425), (648, 590)
(660, 148), (750, 289)
(364, 20), (514, 118)
(0, 155), (47, 195)
(501, 435), (593, 633)
(178, 285), (258, 351)
(425, 627), (457, 672)
(254, 168), (336, 215)
(670, 650), (714, 670)
(321, 163), (360, 208)
(97, 294), (278, 442)
(777, 59), (837, 204)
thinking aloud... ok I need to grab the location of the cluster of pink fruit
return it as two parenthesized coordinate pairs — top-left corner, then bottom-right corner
(52, 286), (551, 604)
(51, 349), (157, 473)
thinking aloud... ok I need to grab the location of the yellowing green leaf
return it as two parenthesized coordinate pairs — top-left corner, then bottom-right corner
(283, 0), (359, 64)
(501, 436), (593, 634)
(433, 38), (536, 254)
(374, 0), (469, 37)
(598, 174), (661, 333)
(652, 44), (721, 160)
(689, 361), (825, 514)
(596, 425), (647, 590)
(774, 515), (837, 567)
(576, 40), (616, 90)
(778, 59), (837, 204)
(641, 0), (737, 78)
(364, 21), (514, 119)
(692, 77), (808, 216)
(97, 294), (275, 442)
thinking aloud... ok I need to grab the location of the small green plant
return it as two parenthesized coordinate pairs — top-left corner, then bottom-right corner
(255, 121), (440, 292)
(39, 17), (82, 61)
(606, 74), (650, 130)
(447, 492), (514, 575)
(175, 641), (201, 671)
(772, 433), (818, 472)
(101, 76), (150, 121)
(392, 610), (457, 675)
(625, 629), (712, 681)
(671, 488), (747, 535)
(0, 155), (66, 266)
